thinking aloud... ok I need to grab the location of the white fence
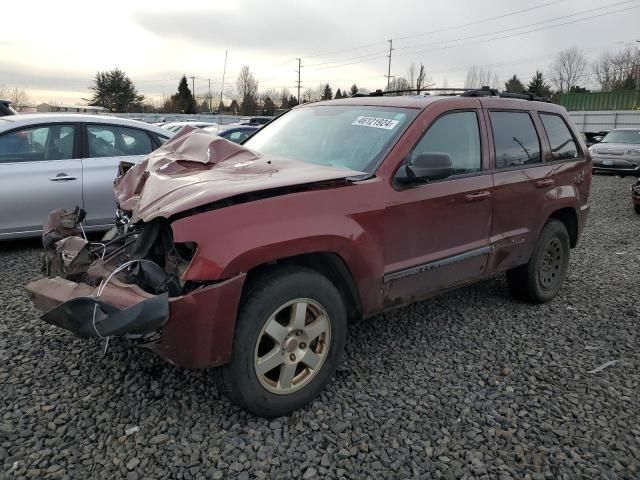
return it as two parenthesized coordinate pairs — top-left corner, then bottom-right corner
(109, 113), (246, 125)
(568, 110), (640, 132)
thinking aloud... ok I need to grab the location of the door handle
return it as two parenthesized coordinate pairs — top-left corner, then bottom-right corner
(535, 178), (555, 188)
(465, 191), (491, 203)
(49, 174), (77, 181)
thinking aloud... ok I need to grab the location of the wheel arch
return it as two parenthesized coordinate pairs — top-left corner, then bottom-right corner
(548, 207), (579, 248)
(243, 251), (363, 322)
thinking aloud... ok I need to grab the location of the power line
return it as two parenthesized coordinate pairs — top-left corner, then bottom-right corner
(300, 0), (566, 62)
(394, 3), (640, 58)
(302, 2), (640, 73)
(394, 0), (639, 55)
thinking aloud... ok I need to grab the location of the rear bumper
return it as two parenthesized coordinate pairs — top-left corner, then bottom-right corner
(26, 273), (246, 369)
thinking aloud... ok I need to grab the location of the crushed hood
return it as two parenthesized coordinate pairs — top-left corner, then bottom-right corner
(115, 127), (364, 222)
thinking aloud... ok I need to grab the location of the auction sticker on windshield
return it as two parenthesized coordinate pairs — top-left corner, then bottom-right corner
(352, 116), (399, 130)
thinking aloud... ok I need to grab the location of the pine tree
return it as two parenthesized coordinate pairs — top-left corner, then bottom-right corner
(504, 75), (525, 93)
(527, 71), (552, 98)
(170, 75), (197, 114)
(335, 88), (343, 99)
(349, 84), (359, 97)
(89, 69), (144, 112)
(321, 84), (333, 101)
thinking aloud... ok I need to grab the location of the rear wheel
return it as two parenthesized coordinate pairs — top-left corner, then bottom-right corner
(506, 219), (570, 303)
(222, 266), (346, 417)
(634, 203), (640, 215)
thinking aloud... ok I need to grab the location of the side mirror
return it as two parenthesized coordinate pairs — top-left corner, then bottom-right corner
(593, 136), (603, 143)
(406, 153), (453, 181)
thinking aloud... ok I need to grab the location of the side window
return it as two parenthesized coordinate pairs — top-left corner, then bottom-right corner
(408, 111), (482, 176)
(490, 111), (541, 169)
(87, 125), (152, 158)
(0, 125), (75, 163)
(226, 131), (250, 143)
(540, 114), (579, 161)
(156, 134), (170, 146)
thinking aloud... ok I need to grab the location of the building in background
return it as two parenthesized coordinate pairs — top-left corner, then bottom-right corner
(36, 103), (106, 114)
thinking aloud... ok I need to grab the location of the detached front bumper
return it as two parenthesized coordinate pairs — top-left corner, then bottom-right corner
(26, 273), (246, 369)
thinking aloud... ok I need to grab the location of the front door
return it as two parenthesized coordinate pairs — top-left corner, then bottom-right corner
(82, 124), (153, 226)
(384, 110), (493, 304)
(0, 123), (82, 238)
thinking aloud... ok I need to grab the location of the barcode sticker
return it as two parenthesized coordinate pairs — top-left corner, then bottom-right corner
(352, 116), (399, 130)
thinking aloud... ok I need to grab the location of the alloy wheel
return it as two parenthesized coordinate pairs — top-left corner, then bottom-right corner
(254, 298), (331, 395)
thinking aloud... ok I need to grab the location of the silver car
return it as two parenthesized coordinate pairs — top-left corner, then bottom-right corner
(589, 128), (640, 176)
(0, 114), (173, 240)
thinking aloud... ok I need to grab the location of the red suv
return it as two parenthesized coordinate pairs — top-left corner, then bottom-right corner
(27, 90), (591, 417)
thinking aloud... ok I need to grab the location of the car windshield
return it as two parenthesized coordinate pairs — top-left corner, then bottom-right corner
(600, 130), (640, 144)
(243, 105), (418, 173)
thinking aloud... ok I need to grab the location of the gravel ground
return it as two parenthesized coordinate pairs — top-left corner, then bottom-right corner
(1, 175), (639, 480)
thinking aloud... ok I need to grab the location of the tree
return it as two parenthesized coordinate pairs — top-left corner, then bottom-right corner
(321, 83), (333, 101)
(262, 96), (276, 116)
(386, 76), (411, 94)
(349, 84), (359, 97)
(504, 75), (526, 93)
(236, 66), (259, 115)
(8, 87), (29, 108)
(415, 63), (432, 93)
(279, 88), (292, 109)
(89, 69), (144, 112)
(593, 47), (640, 91)
(527, 71), (552, 97)
(334, 88), (343, 99)
(464, 66), (500, 89)
(550, 47), (587, 94)
(287, 95), (299, 108)
(167, 75), (197, 114)
(228, 99), (240, 115)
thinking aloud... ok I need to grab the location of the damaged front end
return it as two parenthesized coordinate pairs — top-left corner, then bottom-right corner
(27, 206), (194, 343)
(26, 127), (361, 367)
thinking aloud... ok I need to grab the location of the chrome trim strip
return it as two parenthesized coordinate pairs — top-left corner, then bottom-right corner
(383, 246), (491, 283)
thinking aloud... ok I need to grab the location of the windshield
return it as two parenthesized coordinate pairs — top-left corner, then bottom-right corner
(243, 105), (418, 173)
(601, 130), (640, 145)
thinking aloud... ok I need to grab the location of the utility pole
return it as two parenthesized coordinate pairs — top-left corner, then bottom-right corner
(385, 39), (394, 91)
(217, 50), (228, 133)
(296, 58), (302, 104)
(208, 78), (212, 112)
(189, 76), (196, 98)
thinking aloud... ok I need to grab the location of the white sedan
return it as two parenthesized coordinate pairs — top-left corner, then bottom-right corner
(0, 114), (173, 240)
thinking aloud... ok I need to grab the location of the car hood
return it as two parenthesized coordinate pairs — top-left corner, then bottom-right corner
(115, 126), (365, 222)
(591, 143), (637, 155)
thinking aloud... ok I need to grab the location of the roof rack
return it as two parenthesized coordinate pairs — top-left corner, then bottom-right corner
(355, 86), (550, 103)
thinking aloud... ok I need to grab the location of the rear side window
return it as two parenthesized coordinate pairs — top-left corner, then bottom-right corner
(490, 111), (541, 169)
(409, 111), (482, 176)
(540, 114), (579, 160)
(0, 124), (75, 163)
(87, 125), (153, 158)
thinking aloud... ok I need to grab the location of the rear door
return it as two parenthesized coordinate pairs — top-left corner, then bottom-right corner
(0, 123), (82, 238)
(82, 124), (154, 226)
(484, 106), (556, 272)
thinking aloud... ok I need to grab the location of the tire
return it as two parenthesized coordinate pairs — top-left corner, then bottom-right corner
(634, 203), (640, 215)
(506, 219), (570, 304)
(221, 266), (347, 417)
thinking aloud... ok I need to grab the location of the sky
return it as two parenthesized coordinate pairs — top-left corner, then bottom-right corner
(0, 0), (638, 105)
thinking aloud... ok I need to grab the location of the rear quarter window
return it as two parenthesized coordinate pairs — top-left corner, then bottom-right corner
(540, 114), (579, 161)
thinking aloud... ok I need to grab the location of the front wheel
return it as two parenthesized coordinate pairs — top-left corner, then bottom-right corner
(634, 203), (640, 215)
(222, 266), (346, 417)
(506, 219), (570, 303)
